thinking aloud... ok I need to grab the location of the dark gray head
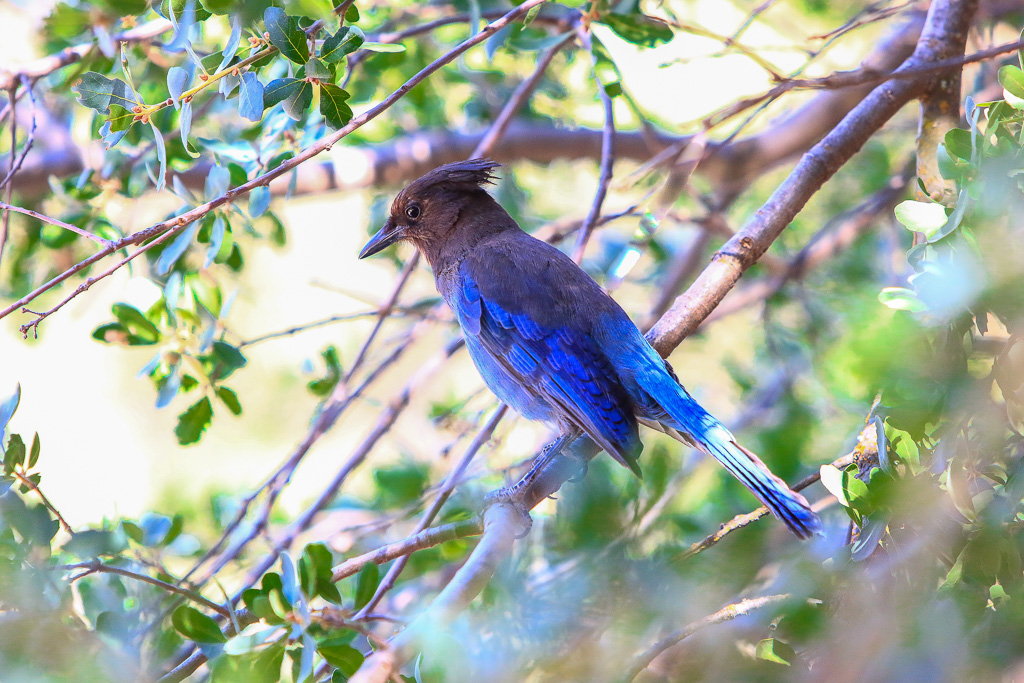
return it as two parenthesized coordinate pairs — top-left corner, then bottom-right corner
(358, 159), (505, 262)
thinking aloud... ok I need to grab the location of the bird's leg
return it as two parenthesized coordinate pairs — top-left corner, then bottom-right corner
(486, 428), (582, 509)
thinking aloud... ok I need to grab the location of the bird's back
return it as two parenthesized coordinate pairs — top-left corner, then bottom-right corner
(438, 229), (646, 473)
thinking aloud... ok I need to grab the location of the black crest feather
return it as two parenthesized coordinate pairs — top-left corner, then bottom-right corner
(409, 158), (500, 193)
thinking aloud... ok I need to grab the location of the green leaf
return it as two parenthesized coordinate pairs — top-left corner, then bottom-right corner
(4, 433), (26, 475)
(107, 104), (134, 132)
(28, 433), (40, 469)
(998, 65), (1024, 108)
(319, 83), (353, 129)
(360, 42), (406, 53)
(943, 128), (973, 162)
(304, 57), (332, 82)
(216, 387), (242, 415)
(172, 605), (227, 643)
(211, 341), (247, 379)
(159, 0), (212, 22)
(283, 80), (313, 120)
(200, 0), (234, 14)
(321, 26), (364, 63)
(63, 530), (127, 558)
(111, 303), (160, 344)
(878, 287), (926, 312)
(264, 77), (302, 107)
(317, 638), (363, 674)
(600, 14), (674, 48)
(175, 397), (213, 445)
(755, 638), (795, 666)
(353, 562), (379, 611)
(893, 200), (948, 238)
(264, 7), (309, 63)
(72, 72), (138, 114)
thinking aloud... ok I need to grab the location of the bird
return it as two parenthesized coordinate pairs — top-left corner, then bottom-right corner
(358, 159), (821, 538)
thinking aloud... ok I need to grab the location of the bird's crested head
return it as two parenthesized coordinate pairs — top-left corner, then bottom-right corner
(358, 159), (506, 261)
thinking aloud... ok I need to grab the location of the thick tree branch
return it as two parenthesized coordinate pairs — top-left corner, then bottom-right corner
(645, 0), (977, 356)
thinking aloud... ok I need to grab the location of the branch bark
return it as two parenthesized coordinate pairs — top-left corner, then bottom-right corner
(645, 0), (977, 356)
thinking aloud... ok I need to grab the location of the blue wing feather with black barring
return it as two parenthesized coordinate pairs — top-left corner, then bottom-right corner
(452, 267), (643, 475)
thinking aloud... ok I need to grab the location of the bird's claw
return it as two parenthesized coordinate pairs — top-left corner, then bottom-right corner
(481, 487), (533, 538)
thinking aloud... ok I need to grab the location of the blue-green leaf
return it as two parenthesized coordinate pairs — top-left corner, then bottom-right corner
(157, 221), (199, 275)
(238, 72), (265, 122)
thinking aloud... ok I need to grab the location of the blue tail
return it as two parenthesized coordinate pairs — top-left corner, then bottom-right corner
(627, 349), (822, 538)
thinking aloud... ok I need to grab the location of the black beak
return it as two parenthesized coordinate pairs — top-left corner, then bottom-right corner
(358, 220), (401, 259)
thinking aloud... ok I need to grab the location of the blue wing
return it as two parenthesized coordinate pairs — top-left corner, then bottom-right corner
(453, 265), (642, 474)
(594, 316), (822, 538)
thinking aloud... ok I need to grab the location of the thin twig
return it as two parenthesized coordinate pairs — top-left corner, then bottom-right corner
(572, 26), (615, 263)
(351, 503), (530, 683)
(0, 76), (36, 192)
(680, 452), (856, 560)
(354, 405), (508, 618)
(56, 559), (231, 618)
(12, 470), (74, 536)
(0, 201), (115, 248)
(331, 519), (484, 583)
(0, 85), (15, 267)
(622, 594), (791, 682)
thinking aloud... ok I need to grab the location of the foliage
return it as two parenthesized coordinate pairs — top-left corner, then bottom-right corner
(1, 1), (1024, 682)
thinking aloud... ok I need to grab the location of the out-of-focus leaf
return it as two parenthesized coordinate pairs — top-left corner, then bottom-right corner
(755, 638), (794, 666)
(211, 341), (247, 379)
(4, 433), (25, 475)
(216, 386), (242, 415)
(600, 14), (674, 47)
(998, 65), (1024, 108)
(878, 287), (926, 312)
(318, 638), (363, 674)
(894, 200), (948, 238)
(111, 303), (160, 343)
(249, 186), (271, 217)
(156, 221), (200, 276)
(360, 42), (406, 53)
(175, 397), (213, 445)
(0, 383), (21, 439)
(172, 605), (227, 643)
(353, 562), (379, 611)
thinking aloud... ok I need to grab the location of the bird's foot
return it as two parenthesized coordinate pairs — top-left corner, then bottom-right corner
(482, 487), (533, 538)
(566, 455), (589, 483)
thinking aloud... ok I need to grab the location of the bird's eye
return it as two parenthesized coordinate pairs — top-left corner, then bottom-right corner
(405, 204), (421, 220)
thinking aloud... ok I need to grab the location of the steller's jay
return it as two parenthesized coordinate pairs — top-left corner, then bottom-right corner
(359, 159), (821, 538)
